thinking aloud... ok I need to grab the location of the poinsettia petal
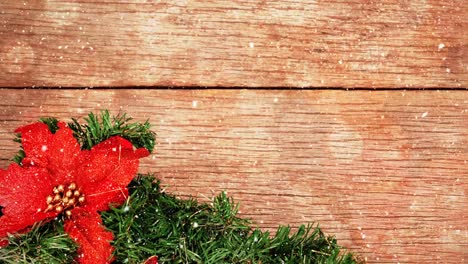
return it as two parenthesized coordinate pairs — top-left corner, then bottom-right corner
(144, 256), (159, 264)
(0, 164), (57, 241)
(16, 122), (82, 185)
(79, 136), (149, 185)
(76, 136), (149, 211)
(0, 240), (8, 247)
(64, 209), (115, 264)
(82, 186), (129, 212)
(92, 135), (134, 152)
(15, 122), (52, 167)
(45, 122), (83, 185)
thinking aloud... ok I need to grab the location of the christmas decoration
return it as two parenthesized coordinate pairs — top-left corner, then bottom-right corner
(1, 121), (149, 263)
(0, 111), (362, 264)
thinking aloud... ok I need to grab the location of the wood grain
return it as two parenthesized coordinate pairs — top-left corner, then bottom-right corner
(0, 89), (466, 263)
(0, 1), (466, 88)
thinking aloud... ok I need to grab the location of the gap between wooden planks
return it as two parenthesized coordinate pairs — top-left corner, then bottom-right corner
(0, 1), (466, 88)
(0, 89), (466, 263)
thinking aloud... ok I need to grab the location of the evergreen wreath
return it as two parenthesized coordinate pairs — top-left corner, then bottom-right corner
(0, 111), (362, 264)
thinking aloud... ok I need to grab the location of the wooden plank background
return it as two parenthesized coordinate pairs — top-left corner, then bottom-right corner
(1, 0), (467, 263)
(0, 0), (467, 88)
(0, 89), (466, 263)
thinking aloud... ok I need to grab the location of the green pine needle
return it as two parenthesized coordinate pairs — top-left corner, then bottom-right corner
(39, 117), (60, 134)
(0, 221), (77, 264)
(68, 110), (156, 152)
(11, 134), (25, 165)
(103, 174), (361, 264)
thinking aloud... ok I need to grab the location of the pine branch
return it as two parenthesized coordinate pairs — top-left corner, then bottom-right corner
(103, 174), (361, 264)
(39, 117), (60, 133)
(11, 134), (25, 165)
(0, 221), (77, 264)
(68, 110), (156, 152)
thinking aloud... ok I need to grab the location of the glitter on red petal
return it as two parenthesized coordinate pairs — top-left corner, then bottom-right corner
(15, 122), (83, 185)
(92, 136), (134, 151)
(83, 186), (129, 212)
(0, 164), (56, 238)
(45, 122), (83, 185)
(77, 136), (149, 208)
(15, 122), (52, 168)
(135, 147), (151, 159)
(64, 210), (115, 264)
(144, 256), (158, 264)
(0, 239), (8, 247)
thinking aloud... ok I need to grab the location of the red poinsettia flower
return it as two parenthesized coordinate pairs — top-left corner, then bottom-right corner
(0, 122), (149, 263)
(144, 256), (158, 264)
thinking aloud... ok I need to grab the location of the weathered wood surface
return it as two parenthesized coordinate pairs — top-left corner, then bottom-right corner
(0, 89), (466, 263)
(0, 1), (466, 88)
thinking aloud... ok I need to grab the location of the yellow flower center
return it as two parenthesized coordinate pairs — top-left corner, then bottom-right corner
(45, 182), (85, 218)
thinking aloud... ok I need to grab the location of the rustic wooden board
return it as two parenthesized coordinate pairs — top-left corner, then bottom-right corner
(0, 89), (466, 263)
(0, 1), (466, 88)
